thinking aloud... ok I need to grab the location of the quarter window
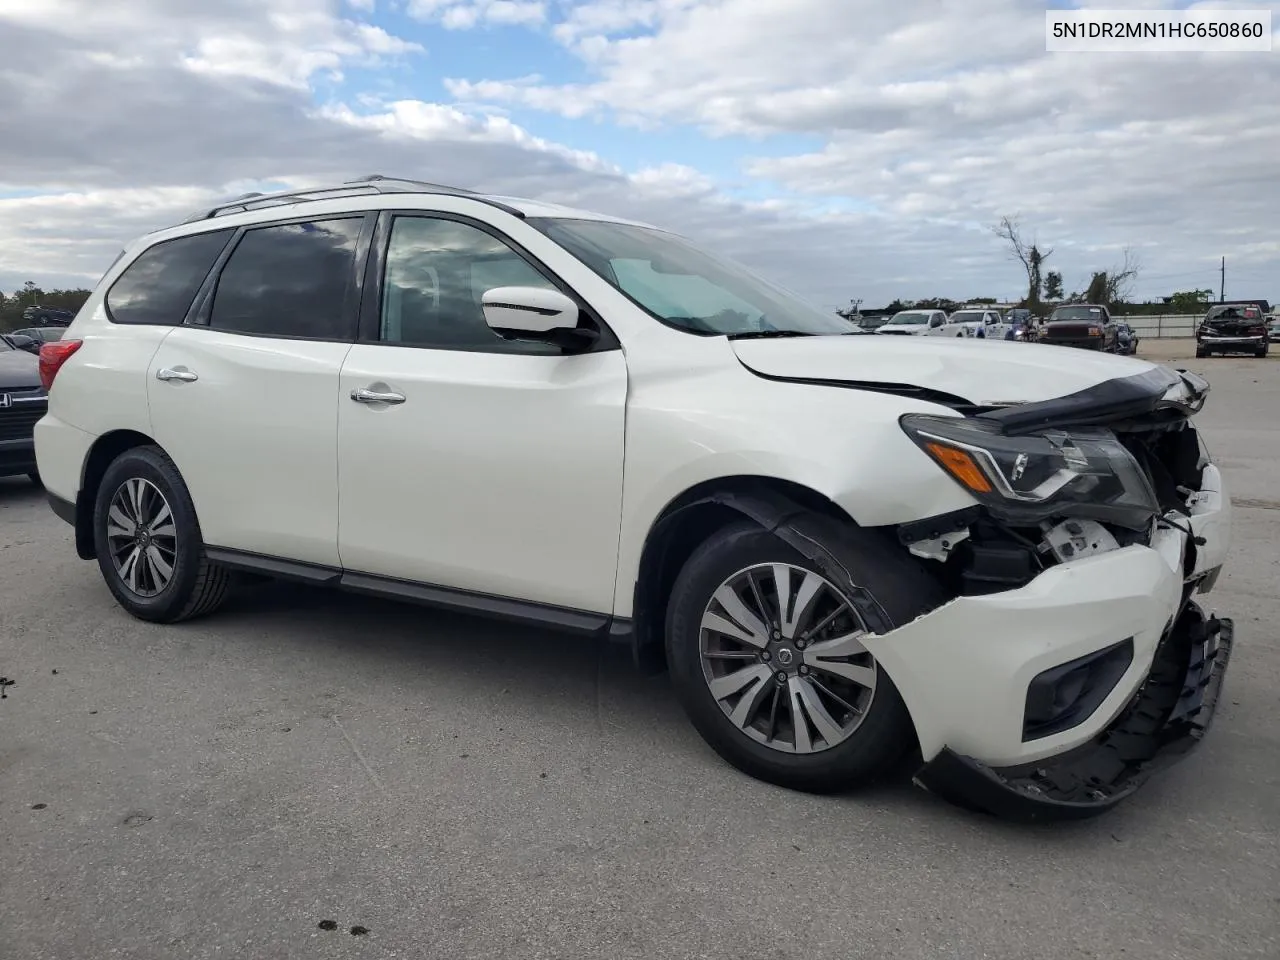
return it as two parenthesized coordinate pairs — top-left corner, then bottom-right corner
(379, 216), (559, 353)
(209, 217), (364, 340)
(106, 230), (233, 325)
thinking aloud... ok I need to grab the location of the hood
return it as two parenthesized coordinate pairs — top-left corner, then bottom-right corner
(731, 334), (1160, 407)
(875, 323), (928, 335)
(0, 348), (42, 390)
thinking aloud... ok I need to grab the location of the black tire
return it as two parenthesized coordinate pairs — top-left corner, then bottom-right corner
(92, 445), (230, 623)
(665, 517), (948, 794)
(1195, 347), (1208, 358)
(1256, 346), (1269, 358)
(27, 470), (41, 487)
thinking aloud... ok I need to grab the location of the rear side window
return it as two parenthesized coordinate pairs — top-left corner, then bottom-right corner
(208, 217), (364, 340)
(105, 230), (233, 325)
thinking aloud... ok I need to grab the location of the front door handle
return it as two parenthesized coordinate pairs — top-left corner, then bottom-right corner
(156, 367), (198, 382)
(350, 387), (406, 405)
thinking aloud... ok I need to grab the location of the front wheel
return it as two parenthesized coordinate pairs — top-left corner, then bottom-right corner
(92, 446), (230, 623)
(665, 518), (947, 793)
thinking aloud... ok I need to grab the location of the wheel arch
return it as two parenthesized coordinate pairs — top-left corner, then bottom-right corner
(74, 429), (163, 560)
(627, 475), (860, 675)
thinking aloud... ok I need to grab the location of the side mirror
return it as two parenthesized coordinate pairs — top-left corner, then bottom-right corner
(481, 286), (597, 350)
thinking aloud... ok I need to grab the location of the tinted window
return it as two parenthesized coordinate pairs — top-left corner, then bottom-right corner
(106, 230), (233, 325)
(380, 216), (559, 353)
(209, 217), (364, 339)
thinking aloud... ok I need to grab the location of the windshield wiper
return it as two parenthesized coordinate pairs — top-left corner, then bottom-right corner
(725, 330), (815, 340)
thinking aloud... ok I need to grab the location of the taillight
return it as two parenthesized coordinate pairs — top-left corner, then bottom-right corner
(39, 339), (83, 392)
(1249, 326), (1266, 336)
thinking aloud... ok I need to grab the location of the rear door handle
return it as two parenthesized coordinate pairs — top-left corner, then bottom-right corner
(156, 367), (198, 382)
(350, 387), (406, 405)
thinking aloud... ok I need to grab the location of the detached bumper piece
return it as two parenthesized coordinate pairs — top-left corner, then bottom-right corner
(914, 603), (1232, 822)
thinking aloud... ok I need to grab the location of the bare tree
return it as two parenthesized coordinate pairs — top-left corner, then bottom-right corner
(993, 215), (1054, 307)
(1105, 248), (1141, 303)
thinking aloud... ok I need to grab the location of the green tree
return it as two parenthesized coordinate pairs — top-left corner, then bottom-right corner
(1084, 271), (1109, 304)
(1168, 289), (1213, 313)
(1043, 271), (1064, 301)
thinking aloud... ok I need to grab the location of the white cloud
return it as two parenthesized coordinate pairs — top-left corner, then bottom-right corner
(408, 0), (545, 29)
(443, 0), (1280, 300)
(2, 0), (1278, 305)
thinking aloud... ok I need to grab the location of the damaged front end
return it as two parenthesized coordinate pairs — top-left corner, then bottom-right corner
(915, 604), (1232, 820)
(898, 367), (1222, 599)
(890, 366), (1234, 820)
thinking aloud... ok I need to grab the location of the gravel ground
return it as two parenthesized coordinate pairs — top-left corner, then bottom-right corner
(2, 340), (1277, 960)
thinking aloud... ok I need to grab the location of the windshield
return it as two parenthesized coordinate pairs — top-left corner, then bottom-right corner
(0, 337), (12, 352)
(888, 312), (931, 325)
(1052, 306), (1104, 321)
(949, 312), (985, 322)
(526, 218), (854, 336)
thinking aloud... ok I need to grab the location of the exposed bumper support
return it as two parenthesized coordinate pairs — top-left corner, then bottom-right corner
(912, 603), (1232, 821)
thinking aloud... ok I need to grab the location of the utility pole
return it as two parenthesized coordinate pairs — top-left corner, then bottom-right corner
(1220, 256), (1225, 303)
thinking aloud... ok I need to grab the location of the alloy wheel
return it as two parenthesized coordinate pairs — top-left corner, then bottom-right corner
(699, 563), (878, 754)
(105, 477), (178, 598)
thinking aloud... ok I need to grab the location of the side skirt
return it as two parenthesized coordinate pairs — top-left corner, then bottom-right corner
(203, 545), (630, 639)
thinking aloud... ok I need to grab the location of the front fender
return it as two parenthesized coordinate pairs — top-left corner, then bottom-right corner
(612, 372), (976, 618)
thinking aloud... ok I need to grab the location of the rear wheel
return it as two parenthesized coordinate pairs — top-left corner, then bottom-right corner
(1195, 346), (1208, 358)
(92, 446), (230, 623)
(665, 517), (947, 793)
(1256, 344), (1269, 358)
(27, 470), (41, 487)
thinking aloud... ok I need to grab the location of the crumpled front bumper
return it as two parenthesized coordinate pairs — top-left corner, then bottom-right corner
(913, 603), (1232, 821)
(864, 458), (1233, 820)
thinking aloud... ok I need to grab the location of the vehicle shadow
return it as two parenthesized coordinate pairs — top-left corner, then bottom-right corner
(201, 577), (1123, 841)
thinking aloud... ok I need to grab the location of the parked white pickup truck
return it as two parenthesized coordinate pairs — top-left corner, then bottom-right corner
(939, 308), (1010, 339)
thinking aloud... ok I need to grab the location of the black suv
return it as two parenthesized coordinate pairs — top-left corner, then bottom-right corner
(0, 333), (46, 484)
(20, 305), (76, 326)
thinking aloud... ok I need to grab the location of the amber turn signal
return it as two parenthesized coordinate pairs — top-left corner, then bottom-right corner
(924, 442), (994, 494)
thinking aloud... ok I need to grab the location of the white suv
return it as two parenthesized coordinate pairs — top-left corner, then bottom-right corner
(35, 176), (1234, 820)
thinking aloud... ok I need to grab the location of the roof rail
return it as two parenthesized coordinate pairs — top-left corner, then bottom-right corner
(178, 176), (522, 225)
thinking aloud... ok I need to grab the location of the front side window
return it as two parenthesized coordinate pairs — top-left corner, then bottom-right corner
(106, 229), (233, 325)
(379, 216), (559, 353)
(528, 218), (852, 337)
(209, 217), (364, 339)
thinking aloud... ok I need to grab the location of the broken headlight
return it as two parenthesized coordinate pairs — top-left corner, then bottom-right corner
(900, 414), (1159, 530)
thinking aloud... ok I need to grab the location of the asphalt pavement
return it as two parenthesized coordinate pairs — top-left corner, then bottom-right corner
(2, 340), (1277, 960)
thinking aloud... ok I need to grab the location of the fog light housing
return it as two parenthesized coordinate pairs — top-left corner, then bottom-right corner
(1023, 638), (1134, 741)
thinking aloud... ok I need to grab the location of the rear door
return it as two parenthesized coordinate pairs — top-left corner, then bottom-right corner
(147, 214), (372, 566)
